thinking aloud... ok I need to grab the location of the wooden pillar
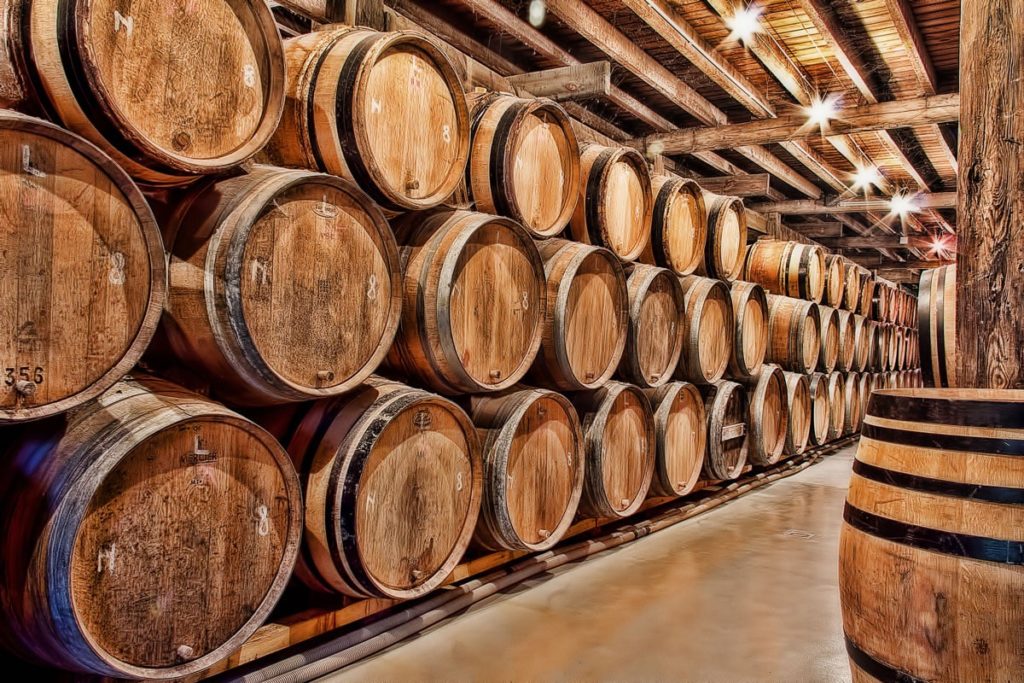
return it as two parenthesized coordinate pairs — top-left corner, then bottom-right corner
(956, 0), (1024, 388)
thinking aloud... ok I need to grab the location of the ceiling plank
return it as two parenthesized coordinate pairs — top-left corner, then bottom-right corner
(695, 173), (772, 197)
(753, 193), (958, 215)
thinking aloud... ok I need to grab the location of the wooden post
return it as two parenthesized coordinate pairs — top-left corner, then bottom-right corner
(957, 0), (1024, 388)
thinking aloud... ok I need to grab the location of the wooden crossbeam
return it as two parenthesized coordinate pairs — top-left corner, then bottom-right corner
(695, 174), (772, 197)
(752, 192), (958, 215)
(507, 62), (612, 101)
(855, 257), (955, 270)
(817, 235), (954, 250)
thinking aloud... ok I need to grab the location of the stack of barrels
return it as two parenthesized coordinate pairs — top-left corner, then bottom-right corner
(0, 7), (883, 680)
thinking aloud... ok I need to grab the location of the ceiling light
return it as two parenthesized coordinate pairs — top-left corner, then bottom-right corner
(852, 165), (881, 190)
(890, 193), (919, 217)
(726, 5), (762, 43)
(528, 0), (546, 28)
(805, 94), (839, 128)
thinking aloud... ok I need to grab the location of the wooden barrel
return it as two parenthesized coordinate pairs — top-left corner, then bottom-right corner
(782, 371), (812, 455)
(697, 192), (747, 281)
(859, 373), (875, 425)
(701, 380), (749, 480)
(570, 144), (653, 262)
(676, 276), (734, 385)
(816, 305), (840, 374)
(159, 166), (401, 406)
(0, 112), (165, 424)
(766, 295), (821, 374)
(826, 371), (846, 442)
(824, 254), (846, 307)
(744, 364), (788, 466)
(727, 281), (769, 379)
(388, 210), (545, 395)
(843, 372), (862, 435)
(529, 239), (628, 390)
(918, 265), (956, 387)
(464, 92), (580, 238)
(893, 326), (906, 370)
(835, 310), (856, 372)
(808, 373), (831, 447)
(0, 376), (302, 678)
(872, 283), (890, 322)
(282, 378), (481, 599)
(858, 275), (875, 317)
(573, 382), (656, 519)
(644, 382), (708, 497)
(863, 320), (879, 372)
(852, 315), (870, 372)
(840, 388), (1024, 683)
(872, 323), (890, 372)
(469, 389), (584, 552)
(617, 264), (685, 388)
(743, 239), (826, 302)
(842, 261), (862, 312)
(265, 27), (470, 212)
(8, 0), (285, 185)
(641, 175), (707, 275)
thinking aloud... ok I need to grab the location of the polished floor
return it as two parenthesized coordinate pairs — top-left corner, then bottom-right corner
(322, 445), (859, 682)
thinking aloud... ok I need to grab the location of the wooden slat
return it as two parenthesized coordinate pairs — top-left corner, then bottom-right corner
(818, 235), (953, 249)
(695, 173), (772, 197)
(507, 62), (612, 101)
(753, 192), (957, 214)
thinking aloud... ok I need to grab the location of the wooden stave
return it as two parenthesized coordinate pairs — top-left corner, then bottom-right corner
(824, 254), (846, 308)
(826, 371), (846, 441)
(807, 372), (832, 447)
(835, 309), (857, 372)
(464, 92), (580, 238)
(816, 304), (840, 374)
(641, 174), (707, 276)
(282, 377), (482, 600)
(676, 275), (735, 385)
(858, 274), (875, 317)
(782, 371), (812, 455)
(697, 192), (748, 281)
(726, 280), (770, 379)
(266, 27), (471, 213)
(840, 388), (1024, 683)
(569, 144), (653, 262)
(572, 381), (656, 519)
(700, 380), (749, 481)
(469, 388), (585, 552)
(0, 110), (167, 423)
(19, 0), (286, 185)
(765, 294), (821, 374)
(617, 264), (685, 388)
(0, 375), (303, 679)
(843, 372), (862, 435)
(842, 262), (861, 312)
(387, 210), (546, 395)
(743, 364), (788, 466)
(157, 166), (402, 407)
(528, 239), (629, 391)
(643, 381), (708, 497)
(852, 314), (870, 373)
(918, 265), (956, 388)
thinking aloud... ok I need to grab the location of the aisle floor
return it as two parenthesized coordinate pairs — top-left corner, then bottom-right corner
(321, 445), (859, 682)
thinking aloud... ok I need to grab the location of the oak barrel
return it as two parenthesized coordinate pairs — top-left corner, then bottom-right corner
(641, 174), (707, 275)
(573, 381), (656, 519)
(11, 0), (285, 185)
(918, 265), (956, 388)
(570, 144), (653, 262)
(644, 381), (708, 497)
(697, 191), (747, 281)
(470, 389), (584, 552)
(159, 166), (401, 406)
(782, 371), (812, 455)
(0, 376), (302, 679)
(808, 372), (831, 447)
(529, 239), (628, 391)
(701, 380), (749, 481)
(464, 92), (580, 238)
(282, 378), (481, 599)
(617, 264), (685, 388)
(743, 239), (826, 303)
(676, 276), (734, 385)
(727, 280), (769, 379)
(388, 210), (545, 395)
(835, 310), (856, 372)
(858, 275), (875, 317)
(843, 372), (862, 435)
(744, 364), (788, 466)
(840, 388), (1024, 683)
(766, 294), (821, 374)
(816, 304), (840, 374)
(824, 254), (846, 308)
(0, 111), (165, 423)
(852, 315), (870, 372)
(266, 26), (470, 212)
(826, 371), (846, 442)
(842, 261), (861, 312)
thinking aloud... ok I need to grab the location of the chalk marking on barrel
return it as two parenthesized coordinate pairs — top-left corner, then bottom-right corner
(250, 258), (270, 286)
(366, 274), (378, 300)
(243, 64), (257, 88)
(256, 505), (270, 537)
(113, 10), (134, 36)
(108, 252), (126, 285)
(371, 98), (382, 114)
(97, 544), (116, 574)
(21, 145), (45, 178)
(456, 472), (463, 492)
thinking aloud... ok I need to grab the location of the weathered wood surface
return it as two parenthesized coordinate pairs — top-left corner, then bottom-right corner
(726, 281), (769, 379)
(676, 276), (733, 385)
(697, 191), (747, 281)
(617, 264), (685, 388)
(743, 364), (787, 466)
(643, 381), (707, 498)
(752, 193), (957, 215)
(694, 173), (771, 198)
(700, 380), (749, 481)
(782, 371), (811, 456)
(506, 62), (611, 101)
(640, 175), (706, 276)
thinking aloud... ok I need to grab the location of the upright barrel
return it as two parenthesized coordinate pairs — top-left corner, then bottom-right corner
(159, 167), (401, 406)
(782, 371), (812, 455)
(823, 254), (846, 308)
(464, 93), (580, 237)
(573, 382), (656, 519)
(727, 281), (770, 379)
(642, 175), (707, 275)
(840, 389), (1024, 683)
(9, 0), (286, 184)
(766, 295), (821, 374)
(918, 265), (956, 388)
(0, 376), (302, 679)
(644, 382), (708, 497)
(744, 364), (788, 466)
(529, 240), (628, 390)
(266, 27), (470, 212)
(617, 264), (685, 388)
(470, 389), (584, 552)
(743, 239), (826, 302)
(570, 144), (653, 262)
(697, 192), (747, 281)
(0, 112), (166, 423)
(816, 305), (840, 373)
(388, 211), (545, 395)
(283, 378), (481, 599)
(701, 380), (749, 480)
(676, 276), (734, 385)
(808, 373), (831, 447)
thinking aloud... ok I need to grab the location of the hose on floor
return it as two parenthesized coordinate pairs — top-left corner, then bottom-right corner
(220, 441), (850, 683)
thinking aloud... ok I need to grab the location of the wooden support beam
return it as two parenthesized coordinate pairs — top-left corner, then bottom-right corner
(795, 222), (843, 238)
(882, 0), (938, 94)
(753, 193), (958, 215)
(641, 94), (959, 154)
(507, 62), (611, 101)
(694, 174), (772, 198)
(818, 235), (953, 250)
(875, 269), (924, 285)
(855, 256), (955, 270)
(957, 0), (1024, 388)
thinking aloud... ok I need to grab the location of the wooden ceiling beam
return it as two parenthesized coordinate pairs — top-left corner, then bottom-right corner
(817, 235), (951, 250)
(506, 62), (612, 101)
(694, 173), (772, 197)
(753, 192), (958, 215)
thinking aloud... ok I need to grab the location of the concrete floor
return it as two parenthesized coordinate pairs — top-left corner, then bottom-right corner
(321, 445), (858, 682)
